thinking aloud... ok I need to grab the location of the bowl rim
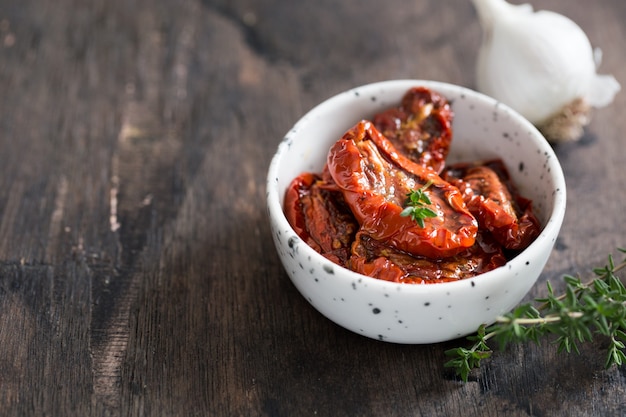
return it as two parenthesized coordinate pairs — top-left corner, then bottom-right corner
(267, 79), (567, 294)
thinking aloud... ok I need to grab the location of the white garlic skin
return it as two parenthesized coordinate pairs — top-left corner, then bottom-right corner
(473, 0), (621, 141)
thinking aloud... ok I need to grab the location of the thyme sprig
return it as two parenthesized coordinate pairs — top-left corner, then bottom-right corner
(400, 180), (437, 228)
(444, 248), (626, 382)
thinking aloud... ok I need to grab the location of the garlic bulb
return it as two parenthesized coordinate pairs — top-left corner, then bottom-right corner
(472, 0), (621, 143)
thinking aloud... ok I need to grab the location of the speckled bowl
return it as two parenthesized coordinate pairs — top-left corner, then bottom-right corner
(266, 80), (566, 344)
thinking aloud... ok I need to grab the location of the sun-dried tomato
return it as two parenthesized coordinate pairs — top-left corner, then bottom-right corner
(442, 159), (541, 251)
(283, 172), (358, 266)
(373, 86), (453, 174)
(350, 230), (506, 283)
(326, 120), (477, 259)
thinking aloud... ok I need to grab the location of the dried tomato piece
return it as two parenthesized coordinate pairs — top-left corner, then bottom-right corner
(373, 86), (453, 173)
(350, 231), (506, 284)
(284, 173), (358, 266)
(442, 159), (541, 251)
(327, 120), (477, 259)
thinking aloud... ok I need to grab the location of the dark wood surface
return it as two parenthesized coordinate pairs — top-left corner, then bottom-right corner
(1, 0), (625, 415)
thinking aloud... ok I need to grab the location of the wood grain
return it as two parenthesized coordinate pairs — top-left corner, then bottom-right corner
(1, 0), (626, 415)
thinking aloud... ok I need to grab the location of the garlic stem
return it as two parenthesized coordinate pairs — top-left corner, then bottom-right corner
(473, 0), (532, 27)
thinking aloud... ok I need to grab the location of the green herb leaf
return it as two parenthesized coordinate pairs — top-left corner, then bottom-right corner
(400, 180), (437, 227)
(447, 248), (626, 382)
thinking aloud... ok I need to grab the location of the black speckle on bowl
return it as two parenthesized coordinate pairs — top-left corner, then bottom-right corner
(287, 236), (298, 249)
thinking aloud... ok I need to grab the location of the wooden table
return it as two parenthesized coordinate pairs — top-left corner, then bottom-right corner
(1, 0), (625, 415)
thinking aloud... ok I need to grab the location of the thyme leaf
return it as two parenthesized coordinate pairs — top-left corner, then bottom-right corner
(445, 248), (626, 382)
(400, 180), (437, 227)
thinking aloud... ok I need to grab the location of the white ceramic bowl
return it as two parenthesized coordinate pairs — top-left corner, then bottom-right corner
(266, 80), (566, 344)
